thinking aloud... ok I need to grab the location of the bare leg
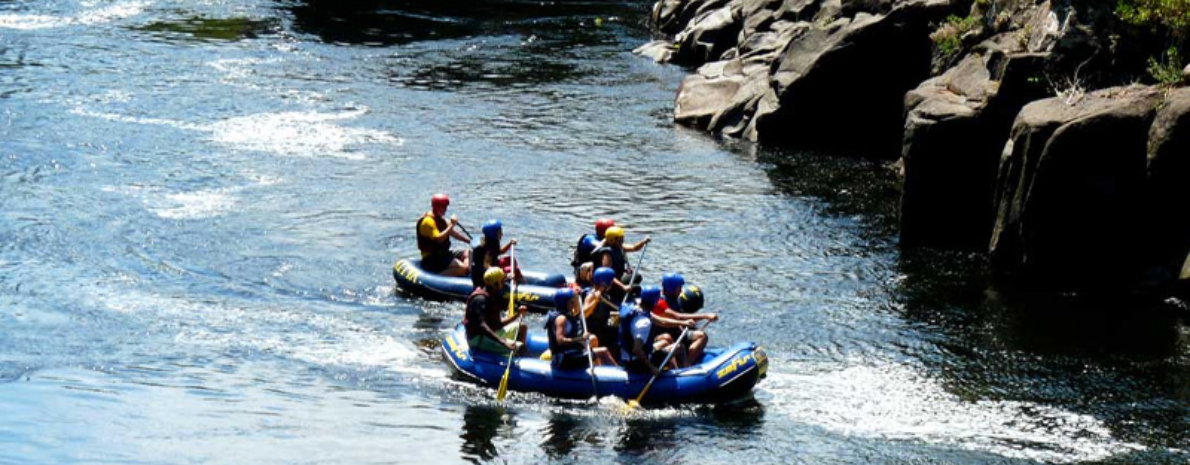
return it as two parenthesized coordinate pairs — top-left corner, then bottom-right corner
(592, 347), (617, 366)
(686, 331), (707, 366)
(442, 258), (469, 277)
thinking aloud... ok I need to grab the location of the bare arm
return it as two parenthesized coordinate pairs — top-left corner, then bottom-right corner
(623, 236), (651, 252)
(651, 314), (695, 329)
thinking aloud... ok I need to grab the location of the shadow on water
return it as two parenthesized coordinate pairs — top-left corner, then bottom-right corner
(286, 0), (648, 46)
(137, 17), (281, 42)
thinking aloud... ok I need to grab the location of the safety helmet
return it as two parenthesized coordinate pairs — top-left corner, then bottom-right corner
(595, 218), (616, 238)
(679, 285), (704, 312)
(482, 219), (502, 241)
(604, 226), (624, 241)
(661, 273), (685, 293)
(640, 285), (661, 308)
(431, 193), (450, 210)
(483, 267), (506, 286)
(577, 235), (599, 255)
(593, 267), (616, 286)
(554, 288), (576, 309)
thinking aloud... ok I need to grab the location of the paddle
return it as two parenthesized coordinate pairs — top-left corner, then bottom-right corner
(455, 222), (475, 245)
(577, 301), (599, 398)
(495, 244), (519, 402)
(624, 323), (691, 411)
(619, 241), (648, 307)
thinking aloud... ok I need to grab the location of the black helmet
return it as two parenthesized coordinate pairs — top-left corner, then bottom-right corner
(678, 285), (704, 312)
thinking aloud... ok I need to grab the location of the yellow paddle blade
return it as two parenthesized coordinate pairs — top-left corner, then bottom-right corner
(624, 399), (641, 411)
(496, 370), (511, 401)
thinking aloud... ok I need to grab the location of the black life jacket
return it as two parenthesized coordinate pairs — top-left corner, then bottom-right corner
(544, 309), (584, 364)
(469, 241), (500, 288)
(592, 244), (627, 277)
(462, 287), (498, 339)
(416, 213), (451, 258)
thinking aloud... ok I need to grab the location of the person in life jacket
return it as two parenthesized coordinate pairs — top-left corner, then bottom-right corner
(573, 262), (594, 289)
(464, 267), (528, 355)
(469, 219), (518, 288)
(651, 273), (718, 367)
(592, 226), (650, 303)
(618, 285), (694, 375)
(545, 288), (617, 370)
(416, 194), (470, 277)
(570, 218), (615, 276)
(581, 267), (622, 360)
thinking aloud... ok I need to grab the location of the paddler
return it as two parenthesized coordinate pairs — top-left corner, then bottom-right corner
(592, 226), (649, 303)
(416, 193), (470, 277)
(545, 288), (617, 369)
(653, 273), (717, 367)
(570, 218), (615, 276)
(464, 267), (527, 355)
(619, 285), (694, 375)
(469, 219), (518, 287)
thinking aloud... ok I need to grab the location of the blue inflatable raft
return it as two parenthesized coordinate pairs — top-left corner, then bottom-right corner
(393, 258), (568, 312)
(441, 323), (768, 404)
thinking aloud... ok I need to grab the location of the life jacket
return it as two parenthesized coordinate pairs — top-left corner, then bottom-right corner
(416, 213), (451, 259)
(469, 241), (500, 288)
(618, 305), (653, 364)
(544, 309), (585, 365)
(592, 244), (627, 277)
(462, 287), (498, 340)
(570, 234), (598, 268)
(662, 293), (685, 313)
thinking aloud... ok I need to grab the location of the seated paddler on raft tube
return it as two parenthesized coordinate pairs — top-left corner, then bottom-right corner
(542, 287), (618, 369)
(620, 285), (695, 376)
(469, 219), (521, 288)
(417, 193), (470, 277)
(591, 225), (650, 303)
(652, 273), (718, 367)
(463, 267), (528, 355)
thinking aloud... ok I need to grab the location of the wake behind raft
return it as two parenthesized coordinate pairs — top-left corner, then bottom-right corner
(393, 258), (567, 312)
(441, 323), (768, 404)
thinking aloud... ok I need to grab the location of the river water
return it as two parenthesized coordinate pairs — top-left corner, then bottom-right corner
(0, 0), (1187, 464)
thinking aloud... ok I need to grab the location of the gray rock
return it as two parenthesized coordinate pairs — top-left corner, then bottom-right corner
(634, 40), (676, 63)
(1145, 88), (1190, 284)
(988, 85), (1162, 288)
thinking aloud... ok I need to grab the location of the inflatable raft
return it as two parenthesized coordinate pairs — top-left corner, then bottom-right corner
(393, 258), (568, 312)
(441, 323), (768, 404)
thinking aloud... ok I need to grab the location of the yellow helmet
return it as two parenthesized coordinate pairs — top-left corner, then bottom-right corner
(483, 267), (506, 286)
(604, 226), (625, 241)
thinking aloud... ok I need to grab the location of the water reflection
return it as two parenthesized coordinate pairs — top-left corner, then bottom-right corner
(460, 405), (507, 463)
(138, 17), (280, 42)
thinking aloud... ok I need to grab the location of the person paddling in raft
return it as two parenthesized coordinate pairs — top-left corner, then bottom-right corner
(592, 226), (650, 303)
(469, 219), (518, 288)
(653, 273), (718, 367)
(417, 193), (470, 277)
(464, 267), (528, 355)
(570, 218), (615, 276)
(582, 267), (623, 359)
(546, 288), (617, 369)
(619, 286), (694, 375)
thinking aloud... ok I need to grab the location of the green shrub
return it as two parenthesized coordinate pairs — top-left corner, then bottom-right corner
(1148, 46), (1186, 86)
(1117, 0), (1190, 32)
(931, 15), (982, 57)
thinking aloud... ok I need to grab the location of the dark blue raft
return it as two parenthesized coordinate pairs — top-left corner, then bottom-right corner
(441, 323), (768, 404)
(393, 258), (568, 312)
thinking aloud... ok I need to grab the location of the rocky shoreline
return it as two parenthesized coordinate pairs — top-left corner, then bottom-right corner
(637, 0), (1190, 294)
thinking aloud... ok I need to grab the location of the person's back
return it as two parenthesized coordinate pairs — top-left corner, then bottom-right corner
(416, 193), (470, 277)
(571, 218), (614, 275)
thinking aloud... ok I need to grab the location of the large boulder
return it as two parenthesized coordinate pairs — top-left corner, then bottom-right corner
(1145, 88), (1190, 286)
(988, 85), (1162, 288)
(899, 53), (1049, 247)
(750, 0), (957, 156)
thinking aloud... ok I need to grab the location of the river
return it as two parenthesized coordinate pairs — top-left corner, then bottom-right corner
(1, 0), (1187, 463)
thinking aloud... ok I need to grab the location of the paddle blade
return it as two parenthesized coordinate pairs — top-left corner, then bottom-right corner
(496, 371), (511, 401)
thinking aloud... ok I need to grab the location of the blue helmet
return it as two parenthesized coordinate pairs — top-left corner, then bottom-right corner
(554, 288), (575, 309)
(577, 235), (599, 255)
(661, 273), (685, 293)
(593, 267), (616, 287)
(640, 285), (661, 308)
(482, 219), (502, 241)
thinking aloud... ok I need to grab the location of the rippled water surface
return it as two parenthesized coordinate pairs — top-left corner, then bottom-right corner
(1, 1), (1188, 464)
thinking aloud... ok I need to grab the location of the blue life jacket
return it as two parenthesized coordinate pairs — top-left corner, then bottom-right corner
(544, 310), (585, 365)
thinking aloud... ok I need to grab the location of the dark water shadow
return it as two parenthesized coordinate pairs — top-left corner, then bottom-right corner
(460, 404), (507, 463)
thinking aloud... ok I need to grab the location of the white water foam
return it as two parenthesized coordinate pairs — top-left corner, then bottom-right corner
(71, 106), (401, 160)
(759, 362), (1146, 463)
(0, 1), (148, 30)
(102, 184), (247, 220)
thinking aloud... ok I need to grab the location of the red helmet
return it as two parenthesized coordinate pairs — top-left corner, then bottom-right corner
(431, 194), (450, 210)
(595, 218), (615, 238)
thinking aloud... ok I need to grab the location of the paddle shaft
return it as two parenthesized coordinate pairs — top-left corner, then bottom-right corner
(577, 304), (598, 397)
(618, 241), (648, 307)
(496, 245), (519, 401)
(630, 318), (714, 406)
